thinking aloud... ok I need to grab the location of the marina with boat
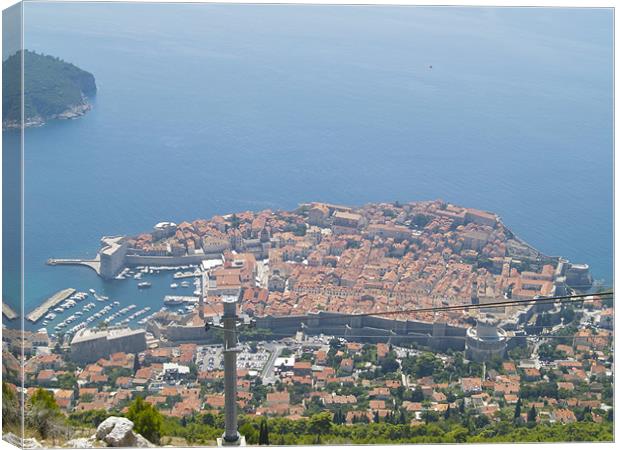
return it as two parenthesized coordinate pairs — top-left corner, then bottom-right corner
(25, 262), (208, 338)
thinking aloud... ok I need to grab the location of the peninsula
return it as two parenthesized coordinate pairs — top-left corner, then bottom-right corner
(2, 50), (96, 129)
(53, 200), (593, 324)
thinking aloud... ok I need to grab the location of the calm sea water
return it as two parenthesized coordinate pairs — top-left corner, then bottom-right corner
(3, 4), (613, 331)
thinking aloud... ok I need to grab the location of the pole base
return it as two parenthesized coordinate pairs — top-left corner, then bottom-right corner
(217, 435), (245, 447)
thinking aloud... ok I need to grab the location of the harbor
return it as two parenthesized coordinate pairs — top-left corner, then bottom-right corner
(18, 264), (205, 335)
(26, 288), (76, 323)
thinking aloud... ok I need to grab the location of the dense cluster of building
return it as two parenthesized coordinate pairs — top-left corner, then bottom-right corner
(111, 201), (591, 321)
(3, 296), (613, 429)
(3, 200), (610, 439)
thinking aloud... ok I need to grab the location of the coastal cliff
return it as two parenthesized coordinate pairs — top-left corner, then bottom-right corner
(2, 50), (96, 129)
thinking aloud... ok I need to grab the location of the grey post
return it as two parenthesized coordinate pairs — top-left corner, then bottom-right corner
(222, 295), (241, 445)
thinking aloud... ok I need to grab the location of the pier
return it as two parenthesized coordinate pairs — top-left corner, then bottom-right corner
(164, 295), (199, 305)
(47, 257), (101, 275)
(26, 288), (76, 323)
(2, 302), (18, 320)
(173, 270), (201, 279)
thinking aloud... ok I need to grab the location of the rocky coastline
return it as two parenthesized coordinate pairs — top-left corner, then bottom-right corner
(2, 99), (92, 131)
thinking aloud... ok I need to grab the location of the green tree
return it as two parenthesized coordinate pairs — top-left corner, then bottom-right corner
(308, 412), (332, 442)
(25, 388), (65, 440)
(258, 418), (270, 445)
(230, 214), (241, 229)
(126, 396), (164, 444)
(527, 405), (537, 425)
(514, 397), (522, 421)
(239, 422), (258, 444)
(411, 386), (424, 402)
(380, 356), (400, 374)
(2, 382), (19, 429)
(56, 372), (77, 390)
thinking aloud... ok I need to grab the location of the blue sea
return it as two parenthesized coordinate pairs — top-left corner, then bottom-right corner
(2, 4), (613, 332)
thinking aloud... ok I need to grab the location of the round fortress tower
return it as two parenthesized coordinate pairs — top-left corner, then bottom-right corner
(465, 314), (507, 362)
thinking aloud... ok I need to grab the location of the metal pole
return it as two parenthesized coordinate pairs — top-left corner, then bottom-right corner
(222, 296), (241, 445)
(199, 271), (205, 320)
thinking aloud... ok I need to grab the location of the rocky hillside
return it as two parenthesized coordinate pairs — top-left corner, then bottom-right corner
(3, 416), (153, 449)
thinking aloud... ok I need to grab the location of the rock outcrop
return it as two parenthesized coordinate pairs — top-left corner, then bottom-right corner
(95, 417), (153, 448)
(64, 437), (98, 448)
(3, 433), (43, 449)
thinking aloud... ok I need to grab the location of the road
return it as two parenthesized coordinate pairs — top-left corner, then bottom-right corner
(256, 261), (269, 289)
(261, 342), (285, 384)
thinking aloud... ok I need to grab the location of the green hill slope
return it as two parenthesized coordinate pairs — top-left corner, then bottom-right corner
(3, 50), (96, 128)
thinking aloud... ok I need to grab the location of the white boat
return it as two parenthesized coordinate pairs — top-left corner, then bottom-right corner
(170, 283), (178, 289)
(89, 289), (96, 294)
(180, 281), (190, 288)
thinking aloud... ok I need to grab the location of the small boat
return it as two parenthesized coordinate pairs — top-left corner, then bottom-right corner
(170, 283), (179, 289)
(89, 288), (96, 294)
(164, 298), (183, 306)
(138, 282), (152, 289)
(180, 281), (190, 288)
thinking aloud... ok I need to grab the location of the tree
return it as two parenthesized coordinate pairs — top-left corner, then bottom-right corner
(56, 372), (77, 390)
(514, 397), (522, 421)
(380, 356), (400, 374)
(332, 409), (346, 425)
(412, 386), (424, 402)
(2, 382), (19, 428)
(230, 214), (241, 229)
(527, 405), (537, 424)
(25, 388), (65, 440)
(414, 353), (438, 377)
(126, 396), (164, 444)
(258, 418), (270, 445)
(308, 412), (332, 442)
(239, 422), (258, 444)
(399, 409), (407, 424)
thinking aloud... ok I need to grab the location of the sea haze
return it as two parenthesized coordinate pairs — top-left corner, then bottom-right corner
(4, 4), (613, 329)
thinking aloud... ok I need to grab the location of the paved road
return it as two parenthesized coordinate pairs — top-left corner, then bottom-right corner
(261, 343), (285, 384)
(256, 261), (269, 289)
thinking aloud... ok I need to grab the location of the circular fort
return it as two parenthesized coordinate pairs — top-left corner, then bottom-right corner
(465, 315), (508, 363)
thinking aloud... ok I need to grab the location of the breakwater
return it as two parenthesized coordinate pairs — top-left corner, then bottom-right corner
(26, 288), (76, 323)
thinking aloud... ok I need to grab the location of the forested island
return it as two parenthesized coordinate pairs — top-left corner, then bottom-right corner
(2, 50), (96, 129)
